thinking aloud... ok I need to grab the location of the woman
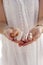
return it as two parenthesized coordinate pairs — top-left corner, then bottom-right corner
(1, 0), (43, 65)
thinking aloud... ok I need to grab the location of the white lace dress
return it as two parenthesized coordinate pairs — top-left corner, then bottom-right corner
(1, 0), (43, 65)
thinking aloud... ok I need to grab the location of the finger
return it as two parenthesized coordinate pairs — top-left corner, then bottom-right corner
(19, 40), (32, 46)
(19, 33), (41, 47)
(18, 40), (24, 46)
(18, 39), (31, 46)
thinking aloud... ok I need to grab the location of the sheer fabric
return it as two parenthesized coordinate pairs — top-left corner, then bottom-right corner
(1, 0), (43, 65)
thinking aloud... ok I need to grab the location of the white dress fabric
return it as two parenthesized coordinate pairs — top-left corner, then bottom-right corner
(1, 0), (43, 65)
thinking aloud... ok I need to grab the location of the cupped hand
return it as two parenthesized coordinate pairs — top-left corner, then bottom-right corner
(4, 26), (42, 47)
(4, 27), (19, 41)
(18, 27), (41, 46)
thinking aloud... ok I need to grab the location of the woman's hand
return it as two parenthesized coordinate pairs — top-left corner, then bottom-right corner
(4, 27), (19, 41)
(4, 26), (42, 47)
(4, 27), (25, 46)
(18, 27), (41, 46)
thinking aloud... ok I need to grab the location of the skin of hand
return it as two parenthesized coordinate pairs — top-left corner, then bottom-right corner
(18, 27), (41, 46)
(18, 20), (43, 47)
(4, 27), (19, 41)
(4, 21), (43, 47)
